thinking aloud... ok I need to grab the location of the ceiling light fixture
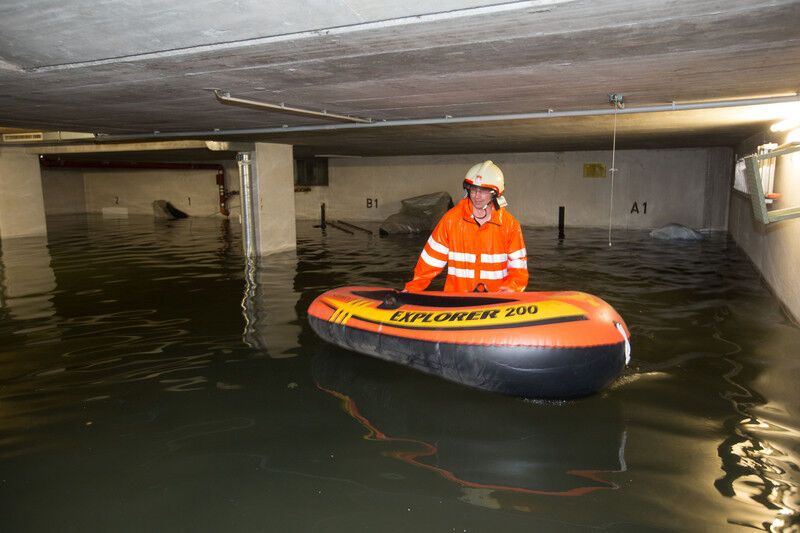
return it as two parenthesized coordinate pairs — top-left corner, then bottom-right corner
(770, 116), (800, 132)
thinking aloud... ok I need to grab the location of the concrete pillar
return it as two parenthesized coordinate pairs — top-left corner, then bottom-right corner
(252, 142), (296, 254)
(0, 147), (47, 238)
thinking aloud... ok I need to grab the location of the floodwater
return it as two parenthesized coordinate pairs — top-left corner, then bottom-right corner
(1, 215), (798, 532)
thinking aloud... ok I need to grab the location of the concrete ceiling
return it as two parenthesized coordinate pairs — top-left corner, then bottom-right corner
(1, 0), (799, 156)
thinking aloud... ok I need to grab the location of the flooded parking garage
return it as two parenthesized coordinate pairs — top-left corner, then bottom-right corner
(0, 215), (797, 531)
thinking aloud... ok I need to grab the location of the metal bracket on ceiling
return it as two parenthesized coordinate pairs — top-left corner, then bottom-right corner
(608, 93), (625, 109)
(212, 89), (372, 124)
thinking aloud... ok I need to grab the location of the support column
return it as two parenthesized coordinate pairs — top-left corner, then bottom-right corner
(0, 147), (47, 238)
(251, 142), (296, 255)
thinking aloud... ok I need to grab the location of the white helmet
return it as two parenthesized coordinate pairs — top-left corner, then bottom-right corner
(463, 160), (507, 207)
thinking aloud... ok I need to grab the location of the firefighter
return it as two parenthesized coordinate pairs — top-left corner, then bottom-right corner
(404, 160), (528, 293)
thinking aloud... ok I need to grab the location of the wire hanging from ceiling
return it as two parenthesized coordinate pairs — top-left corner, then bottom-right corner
(607, 94), (624, 246)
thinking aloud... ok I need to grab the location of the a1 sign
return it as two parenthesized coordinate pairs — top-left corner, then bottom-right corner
(630, 201), (648, 214)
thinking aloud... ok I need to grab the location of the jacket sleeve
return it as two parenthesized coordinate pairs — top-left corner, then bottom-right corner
(404, 219), (450, 292)
(503, 218), (528, 292)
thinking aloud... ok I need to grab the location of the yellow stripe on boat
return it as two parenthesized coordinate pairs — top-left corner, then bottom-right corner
(322, 296), (586, 330)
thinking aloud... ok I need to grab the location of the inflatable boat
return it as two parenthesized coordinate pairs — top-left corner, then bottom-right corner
(307, 287), (631, 399)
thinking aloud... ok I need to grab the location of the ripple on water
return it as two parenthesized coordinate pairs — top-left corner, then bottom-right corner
(0, 215), (797, 530)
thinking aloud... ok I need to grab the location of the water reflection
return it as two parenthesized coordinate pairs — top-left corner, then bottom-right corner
(0, 218), (798, 531)
(241, 251), (301, 358)
(715, 331), (800, 531)
(297, 226), (800, 529)
(312, 350), (627, 511)
(0, 235), (57, 321)
(0, 216), (252, 457)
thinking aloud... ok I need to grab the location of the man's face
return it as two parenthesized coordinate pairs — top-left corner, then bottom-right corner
(467, 185), (493, 208)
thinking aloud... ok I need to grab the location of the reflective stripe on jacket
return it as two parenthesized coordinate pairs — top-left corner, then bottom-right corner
(404, 197), (528, 292)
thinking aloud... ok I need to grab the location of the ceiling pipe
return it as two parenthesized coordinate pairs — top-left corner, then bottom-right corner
(96, 93), (800, 142)
(213, 90), (372, 124)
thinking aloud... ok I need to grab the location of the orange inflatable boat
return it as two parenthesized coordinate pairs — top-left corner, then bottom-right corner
(307, 287), (631, 399)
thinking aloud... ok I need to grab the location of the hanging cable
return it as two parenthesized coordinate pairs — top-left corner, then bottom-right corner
(607, 94), (624, 246)
(608, 109), (617, 246)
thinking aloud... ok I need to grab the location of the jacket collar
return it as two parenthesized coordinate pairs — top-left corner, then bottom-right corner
(459, 197), (503, 226)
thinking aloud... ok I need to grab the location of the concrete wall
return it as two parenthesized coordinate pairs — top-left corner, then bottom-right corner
(41, 168), (86, 215)
(34, 148), (732, 234)
(729, 128), (800, 323)
(295, 148), (732, 230)
(82, 168), (224, 217)
(39, 160), (242, 219)
(0, 147), (47, 238)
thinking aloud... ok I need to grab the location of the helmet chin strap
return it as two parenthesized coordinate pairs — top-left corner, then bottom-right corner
(469, 195), (491, 218)
(465, 182), (498, 218)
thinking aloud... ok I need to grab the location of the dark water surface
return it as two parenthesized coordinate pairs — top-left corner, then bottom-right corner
(1, 215), (798, 532)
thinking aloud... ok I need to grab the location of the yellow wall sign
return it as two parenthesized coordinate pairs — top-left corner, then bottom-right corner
(583, 163), (607, 178)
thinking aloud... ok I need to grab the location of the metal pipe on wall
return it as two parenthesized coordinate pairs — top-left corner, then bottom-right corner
(237, 152), (257, 257)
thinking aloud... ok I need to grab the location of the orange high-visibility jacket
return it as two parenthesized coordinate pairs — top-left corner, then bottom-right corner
(404, 198), (528, 292)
